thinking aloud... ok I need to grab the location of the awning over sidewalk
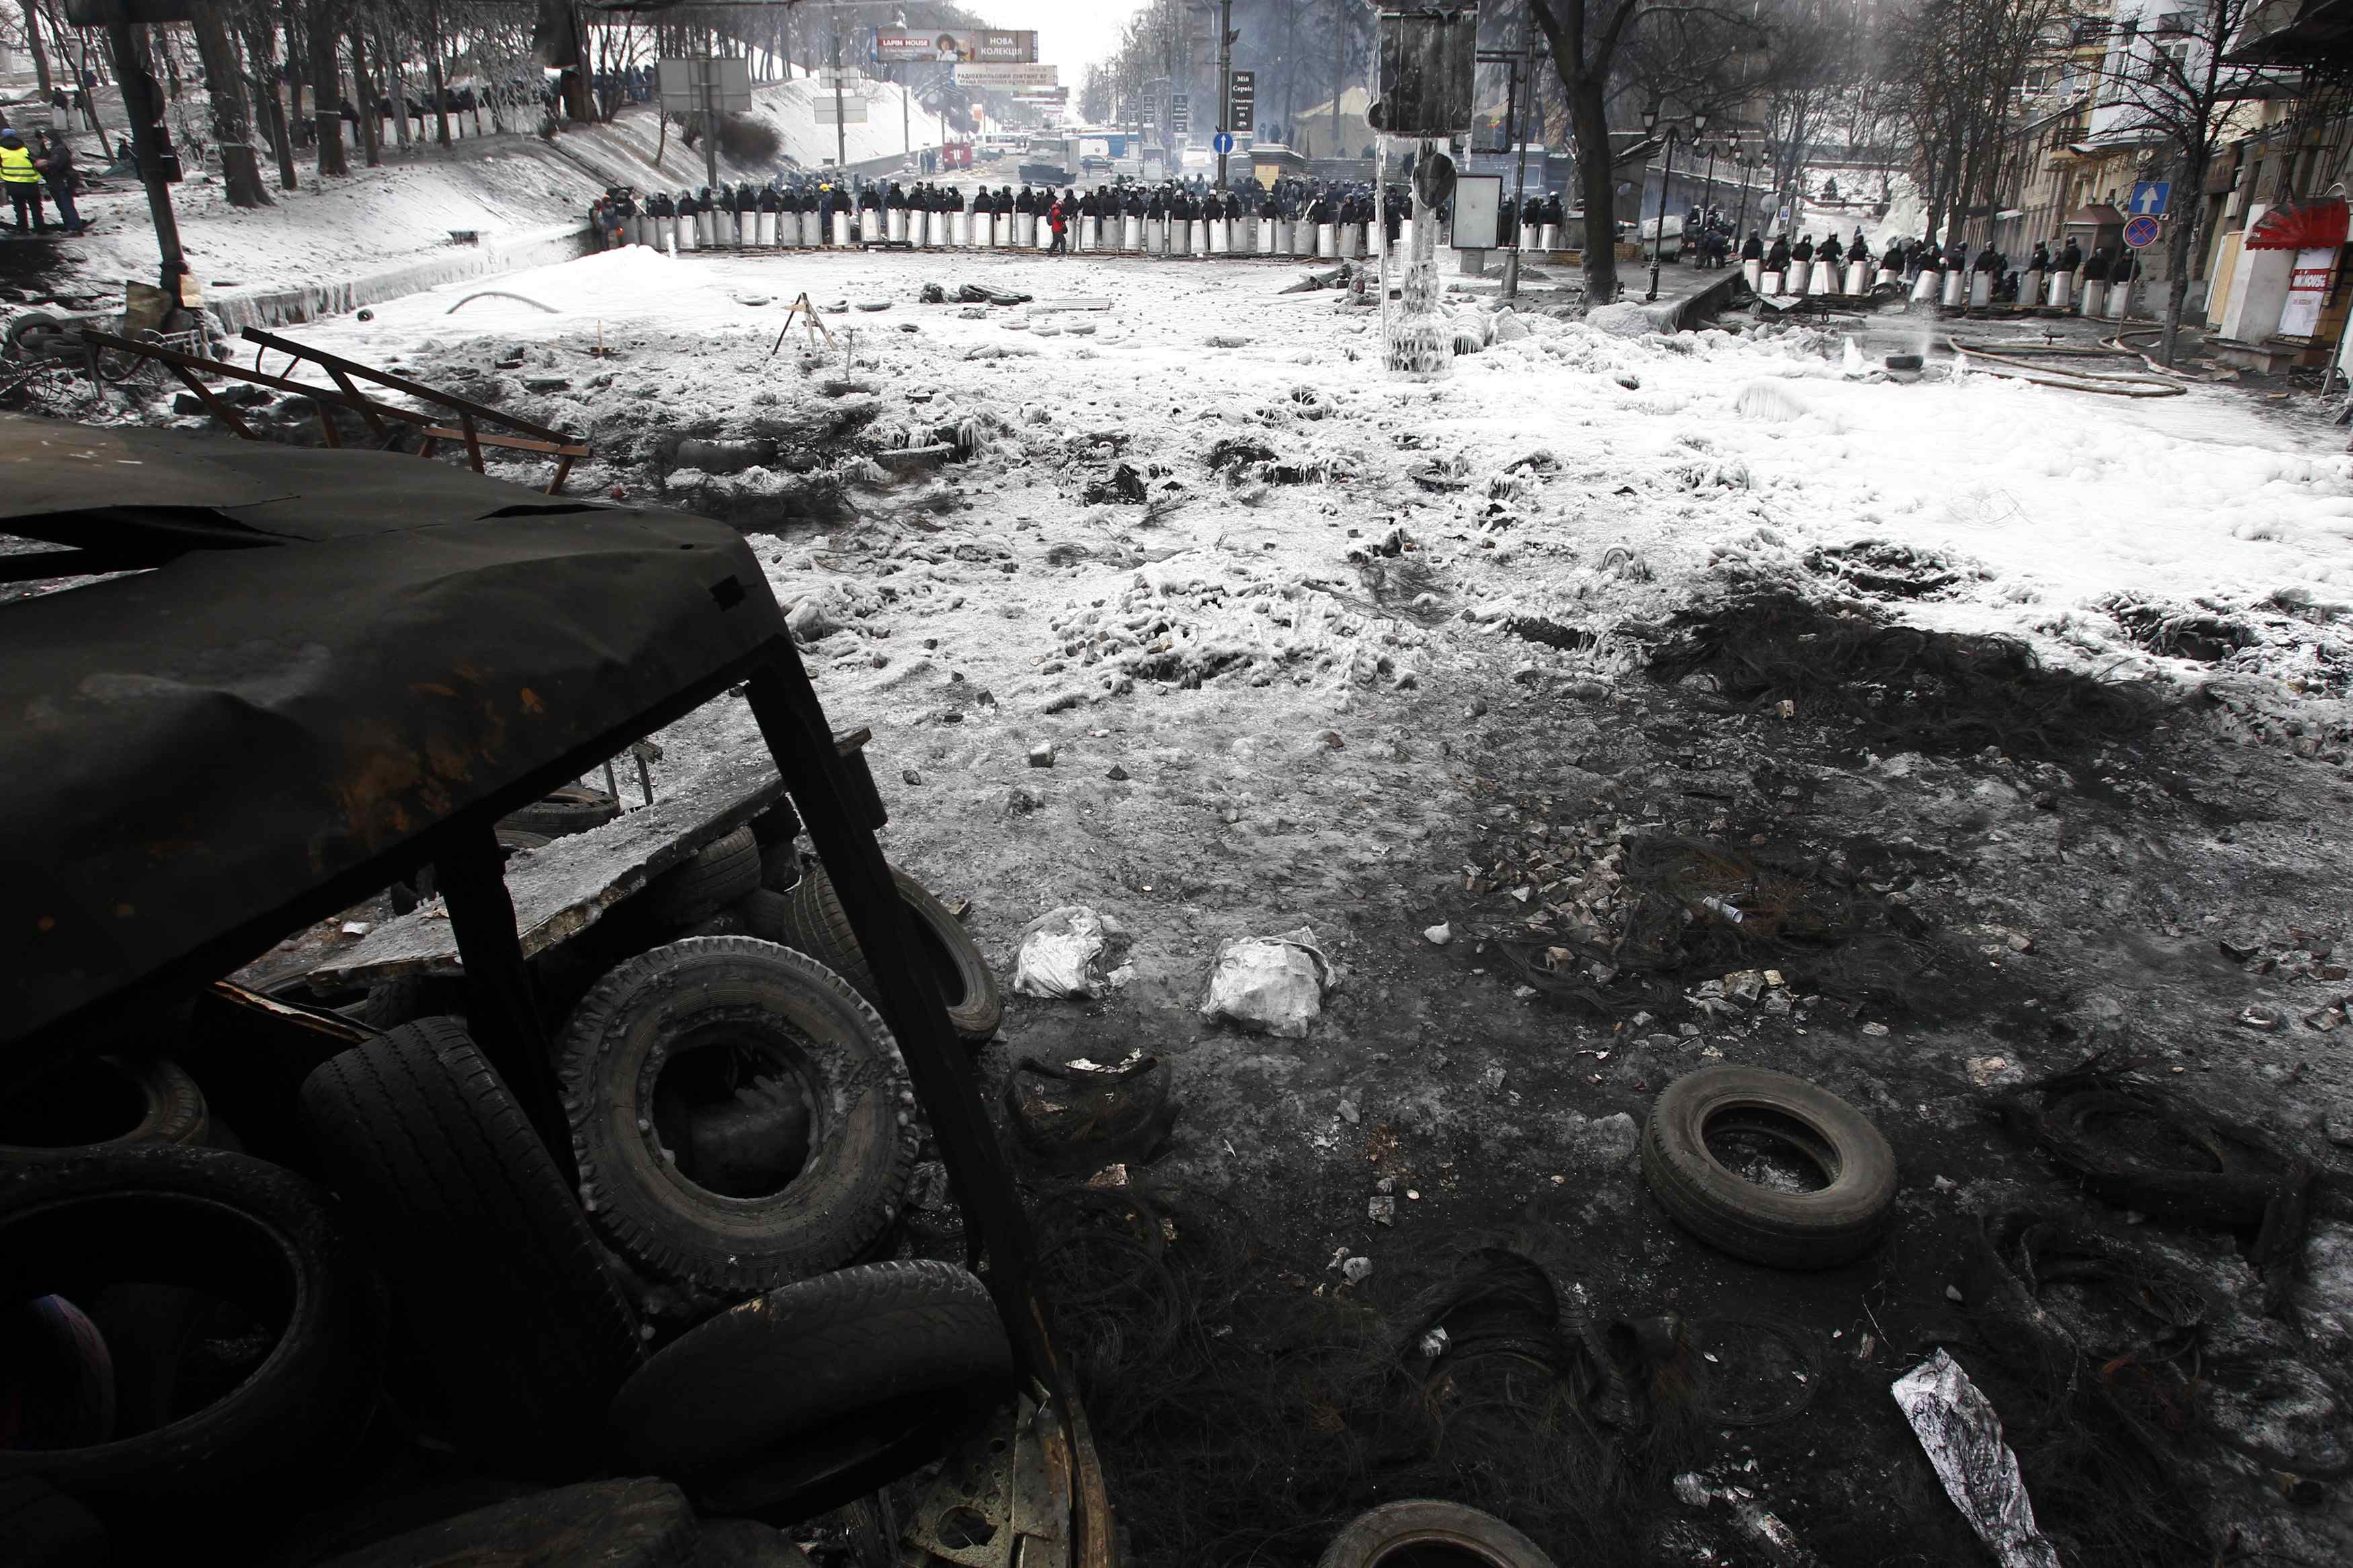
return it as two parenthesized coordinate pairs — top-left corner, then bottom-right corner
(2065, 204), (2126, 226)
(2246, 196), (2349, 250)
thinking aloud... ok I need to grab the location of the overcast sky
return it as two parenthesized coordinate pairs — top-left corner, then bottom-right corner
(971, 0), (1142, 81)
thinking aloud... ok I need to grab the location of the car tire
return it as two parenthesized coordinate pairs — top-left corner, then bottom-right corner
(781, 862), (1003, 1044)
(4, 311), (64, 362)
(0, 1148), (375, 1512)
(500, 784), (622, 839)
(0, 1055), (207, 1163)
(1317, 1500), (1558, 1567)
(555, 938), (914, 1296)
(641, 827), (761, 927)
(298, 1019), (642, 1470)
(608, 1261), (1011, 1517)
(1640, 1066), (1897, 1268)
(315, 1478), (698, 1568)
(733, 887), (794, 946)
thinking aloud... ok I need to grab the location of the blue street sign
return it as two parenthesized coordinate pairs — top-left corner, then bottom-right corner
(2123, 214), (2161, 249)
(2129, 180), (2170, 217)
(1212, 130), (1235, 155)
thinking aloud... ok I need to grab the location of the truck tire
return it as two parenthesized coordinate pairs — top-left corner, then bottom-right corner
(0, 1055), (207, 1163)
(608, 1261), (1010, 1516)
(555, 938), (914, 1296)
(0, 1149), (374, 1512)
(1317, 1501), (1558, 1567)
(500, 784), (621, 839)
(781, 862), (1002, 1044)
(641, 827), (761, 928)
(317, 1479), (696, 1568)
(298, 1019), (642, 1470)
(1640, 1066), (1897, 1268)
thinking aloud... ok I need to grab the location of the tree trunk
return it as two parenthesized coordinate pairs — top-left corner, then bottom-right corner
(190, 0), (270, 206)
(350, 27), (381, 166)
(1328, 0), (1346, 159)
(429, 49), (450, 146)
(240, 9), (298, 188)
(19, 1), (50, 95)
(307, 1), (347, 175)
(2159, 154), (2207, 368)
(1569, 73), (1619, 303)
(383, 28), (410, 150)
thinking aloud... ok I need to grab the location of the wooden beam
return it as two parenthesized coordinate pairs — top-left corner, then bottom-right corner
(324, 364), (391, 437)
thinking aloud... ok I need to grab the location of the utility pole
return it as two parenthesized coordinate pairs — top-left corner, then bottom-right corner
(699, 48), (719, 194)
(830, 23), (847, 169)
(1214, 0), (1233, 187)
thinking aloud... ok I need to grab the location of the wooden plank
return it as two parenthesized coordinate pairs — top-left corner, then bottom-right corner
(240, 326), (573, 443)
(315, 399), (342, 447)
(317, 749), (788, 983)
(164, 361), (255, 440)
(546, 454), (574, 496)
(456, 410), (485, 472)
(419, 426), (590, 458)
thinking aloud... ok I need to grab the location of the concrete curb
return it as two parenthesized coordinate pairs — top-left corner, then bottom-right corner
(206, 222), (596, 333)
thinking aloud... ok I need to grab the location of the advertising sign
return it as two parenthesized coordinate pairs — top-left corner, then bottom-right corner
(1369, 5), (1476, 136)
(1450, 172), (1502, 249)
(1229, 70), (1255, 132)
(1171, 91), (1191, 133)
(815, 96), (870, 124)
(2281, 246), (2336, 337)
(875, 29), (1039, 63)
(955, 63), (1059, 87)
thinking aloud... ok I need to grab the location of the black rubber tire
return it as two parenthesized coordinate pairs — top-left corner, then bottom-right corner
(757, 840), (802, 893)
(0, 1148), (375, 1511)
(607, 1261), (1011, 1514)
(555, 938), (914, 1295)
(733, 887), (793, 945)
(262, 971), (426, 1035)
(4, 311), (65, 362)
(0, 1477), (107, 1567)
(641, 826), (762, 927)
(1316, 1500), (1559, 1567)
(500, 784), (621, 839)
(781, 862), (1003, 1044)
(1640, 1066), (1897, 1269)
(315, 1479), (698, 1568)
(0, 1055), (207, 1162)
(298, 1019), (642, 1469)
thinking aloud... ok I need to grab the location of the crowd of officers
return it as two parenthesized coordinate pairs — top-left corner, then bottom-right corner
(1726, 228), (2144, 311)
(592, 174), (1429, 259)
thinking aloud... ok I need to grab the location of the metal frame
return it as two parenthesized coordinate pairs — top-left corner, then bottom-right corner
(72, 325), (592, 494)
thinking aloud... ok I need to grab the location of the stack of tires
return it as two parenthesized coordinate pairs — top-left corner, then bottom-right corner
(2, 793), (1012, 1560)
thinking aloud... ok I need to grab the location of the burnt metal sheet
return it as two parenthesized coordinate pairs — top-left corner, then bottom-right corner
(316, 746), (786, 981)
(0, 415), (779, 1048)
(1371, 5), (1479, 138)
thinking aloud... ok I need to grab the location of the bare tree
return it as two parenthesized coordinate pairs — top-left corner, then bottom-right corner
(190, 1), (272, 205)
(2093, 0), (2284, 364)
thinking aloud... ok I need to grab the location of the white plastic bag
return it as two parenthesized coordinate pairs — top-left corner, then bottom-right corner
(1200, 925), (1335, 1038)
(1012, 906), (1125, 999)
(1891, 1349), (2061, 1568)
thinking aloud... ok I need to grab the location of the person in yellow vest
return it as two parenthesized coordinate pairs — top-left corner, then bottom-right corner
(0, 130), (48, 235)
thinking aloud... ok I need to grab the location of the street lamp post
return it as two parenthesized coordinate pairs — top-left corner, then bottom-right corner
(1643, 101), (1680, 302)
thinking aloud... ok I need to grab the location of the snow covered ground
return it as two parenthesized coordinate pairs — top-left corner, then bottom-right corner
(275, 243), (2353, 708)
(142, 236), (2353, 1568)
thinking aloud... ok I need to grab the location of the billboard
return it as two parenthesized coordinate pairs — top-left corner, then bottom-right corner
(816, 96), (870, 124)
(955, 63), (1059, 87)
(875, 29), (1039, 63)
(656, 56), (752, 115)
(1370, 5), (1476, 136)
